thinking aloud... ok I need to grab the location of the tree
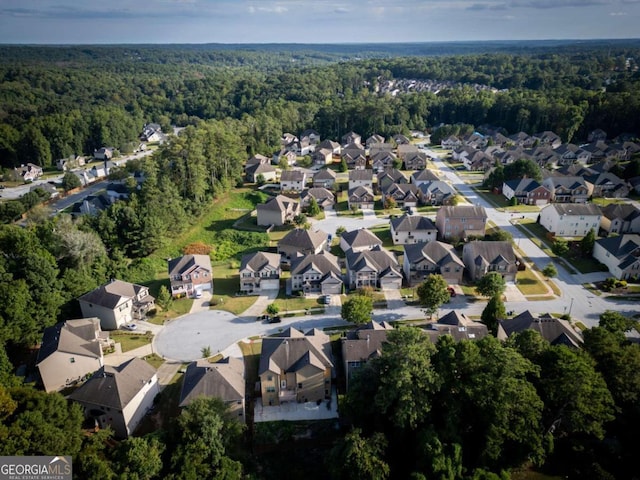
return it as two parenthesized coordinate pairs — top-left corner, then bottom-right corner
(156, 285), (173, 311)
(114, 436), (164, 480)
(475, 272), (506, 298)
(341, 295), (373, 324)
(61, 171), (82, 192)
(580, 228), (596, 256)
(486, 229), (512, 241)
(542, 263), (557, 278)
(551, 238), (569, 256)
(339, 157), (348, 172)
(266, 303), (279, 316)
(293, 213), (307, 226)
(307, 197), (321, 217)
(383, 195), (396, 210)
(336, 226), (346, 237)
(328, 428), (390, 480)
(201, 346), (212, 358)
(416, 274), (450, 317)
(481, 294), (506, 335)
(256, 173), (266, 186)
(598, 310), (634, 335)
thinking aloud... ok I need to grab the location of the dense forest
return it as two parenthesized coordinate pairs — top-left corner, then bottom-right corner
(1, 42), (640, 479)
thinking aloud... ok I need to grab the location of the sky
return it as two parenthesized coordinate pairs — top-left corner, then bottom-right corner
(0, 0), (639, 44)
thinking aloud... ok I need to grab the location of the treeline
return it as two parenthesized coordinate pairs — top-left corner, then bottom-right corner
(335, 313), (640, 479)
(2, 45), (640, 170)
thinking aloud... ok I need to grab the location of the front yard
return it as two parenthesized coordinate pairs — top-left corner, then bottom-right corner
(110, 331), (153, 352)
(210, 262), (259, 315)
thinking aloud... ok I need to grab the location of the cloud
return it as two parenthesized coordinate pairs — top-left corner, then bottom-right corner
(509, 0), (610, 8)
(467, 3), (508, 10)
(609, 10), (627, 14)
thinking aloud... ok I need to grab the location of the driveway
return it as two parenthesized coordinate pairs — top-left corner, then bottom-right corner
(311, 208), (387, 236)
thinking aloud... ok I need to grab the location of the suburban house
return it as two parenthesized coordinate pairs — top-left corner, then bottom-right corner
(533, 131), (562, 149)
(245, 163), (277, 183)
(36, 318), (108, 393)
(341, 321), (394, 390)
(369, 143), (394, 156)
(69, 358), (160, 439)
(509, 131), (536, 148)
(462, 132), (488, 149)
(312, 148), (333, 166)
(462, 150), (494, 171)
(343, 152), (367, 170)
(179, 357), (245, 422)
(13, 163), (43, 182)
(418, 181), (457, 205)
(105, 183), (130, 203)
(71, 194), (111, 217)
(348, 169), (374, 190)
(238, 251), (281, 294)
(168, 254), (213, 298)
(278, 228), (328, 261)
(318, 139), (341, 155)
(390, 214), (437, 245)
(593, 235), (640, 280)
(340, 228), (383, 253)
(246, 153), (271, 167)
(397, 144), (419, 161)
(78, 280), (155, 331)
(300, 129), (321, 147)
(56, 155), (86, 171)
(502, 179), (552, 206)
(423, 311), (489, 343)
(588, 128), (607, 142)
(393, 133), (411, 145)
(600, 203), (640, 235)
(411, 169), (440, 186)
(498, 311), (583, 348)
(280, 170), (307, 193)
(31, 182), (60, 199)
(345, 245), (403, 290)
(94, 147), (114, 160)
(542, 176), (591, 203)
(290, 251), (343, 295)
(462, 241), (518, 282)
(403, 241), (465, 286)
(383, 183), (420, 208)
(256, 195), (300, 227)
(312, 168), (337, 189)
(342, 131), (362, 146)
(300, 187), (335, 210)
(403, 152), (428, 170)
(366, 134), (385, 148)
(441, 135), (462, 149)
(371, 151), (398, 172)
(435, 205), (488, 241)
(377, 169), (408, 193)
(584, 172), (630, 198)
(539, 203), (602, 238)
(140, 123), (166, 143)
(275, 150), (298, 167)
(259, 327), (334, 406)
(348, 186), (375, 210)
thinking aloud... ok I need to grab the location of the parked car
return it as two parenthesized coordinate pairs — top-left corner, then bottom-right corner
(321, 295), (332, 304)
(268, 316), (282, 324)
(257, 314), (270, 322)
(195, 290), (203, 299)
(123, 323), (137, 331)
(447, 287), (456, 297)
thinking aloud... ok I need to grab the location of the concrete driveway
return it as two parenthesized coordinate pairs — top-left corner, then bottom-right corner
(311, 208), (388, 236)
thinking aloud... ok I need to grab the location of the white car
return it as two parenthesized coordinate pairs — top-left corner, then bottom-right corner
(123, 323), (137, 331)
(195, 291), (203, 299)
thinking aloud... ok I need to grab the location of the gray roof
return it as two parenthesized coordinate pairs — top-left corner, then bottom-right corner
(259, 328), (333, 376)
(438, 205), (487, 219)
(377, 169), (408, 185)
(168, 254), (213, 277)
(418, 181), (456, 197)
(281, 170), (306, 182)
(601, 203), (640, 222)
(548, 203), (601, 216)
(544, 176), (588, 190)
(403, 241), (464, 268)
(340, 228), (383, 250)
(390, 214), (437, 233)
(348, 186), (374, 199)
(498, 311), (583, 347)
(69, 358), (156, 409)
(240, 251), (281, 272)
(463, 241), (516, 266)
(346, 245), (401, 275)
(301, 187), (335, 204)
(342, 321), (394, 363)
(257, 194), (299, 212)
(179, 357), (245, 407)
(423, 311), (488, 342)
(313, 168), (337, 181)
(246, 163), (276, 175)
(411, 169), (439, 182)
(349, 169), (373, 181)
(595, 234), (640, 265)
(279, 228), (327, 251)
(78, 280), (149, 309)
(37, 318), (102, 365)
(290, 251), (341, 277)
(504, 178), (545, 193)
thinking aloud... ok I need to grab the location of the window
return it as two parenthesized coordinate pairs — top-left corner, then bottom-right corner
(298, 383), (303, 389)
(267, 375), (272, 381)
(70, 357), (75, 363)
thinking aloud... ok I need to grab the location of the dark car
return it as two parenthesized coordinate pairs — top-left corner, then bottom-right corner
(257, 314), (270, 322)
(268, 316), (281, 324)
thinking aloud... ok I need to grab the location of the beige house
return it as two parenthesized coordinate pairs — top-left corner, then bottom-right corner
(312, 168), (337, 189)
(390, 214), (437, 245)
(278, 228), (328, 261)
(345, 245), (403, 290)
(290, 251), (343, 295)
(13, 163), (43, 182)
(312, 148), (333, 166)
(280, 170), (307, 192)
(36, 318), (108, 393)
(593, 234), (640, 280)
(539, 203), (601, 238)
(340, 228), (383, 253)
(245, 163), (277, 183)
(239, 251), (281, 294)
(423, 311), (489, 343)
(342, 321), (394, 390)
(78, 280), (155, 331)
(462, 241), (518, 282)
(600, 203), (640, 235)
(179, 357), (245, 422)
(435, 205), (488, 241)
(260, 328), (333, 406)
(348, 169), (374, 190)
(403, 241), (465, 286)
(347, 186), (375, 210)
(300, 187), (335, 210)
(69, 358), (160, 438)
(168, 254), (213, 298)
(256, 195), (300, 227)
(541, 176), (591, 203)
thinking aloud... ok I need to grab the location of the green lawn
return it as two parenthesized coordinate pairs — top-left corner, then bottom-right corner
(272, 293), (324, 313)
(335, 200), (363, 217)
(473, 187), (541, 212)
(516, 269), (549, 296)
(110, 331), (152, 352)
(209, 263), (258, 315)
(143, 353), (165, 369)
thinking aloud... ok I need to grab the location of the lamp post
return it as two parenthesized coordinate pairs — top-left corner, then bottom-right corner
(569, 297), (574, 316)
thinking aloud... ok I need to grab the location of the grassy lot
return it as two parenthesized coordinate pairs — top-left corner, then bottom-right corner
(516, 269), (549, 295)
(272, 293), (324, 313)
(239, 339), (261, 401)
(416, 205), (440, 214)
(473, 187), (541, 212)
(368, 223), (405, 253)
(591, 197), (629, 207)
(209, 262), (258, 315)
(267, 225), (295, 245)
(335, 200), (363, 217)
(110, 331), (152, 352)
(143, 353), (165, 369)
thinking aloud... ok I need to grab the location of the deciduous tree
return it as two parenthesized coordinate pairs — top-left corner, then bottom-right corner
(416, 274), (450, 317)
(341, 295), (373, 324)
(475, 272), (506, 298)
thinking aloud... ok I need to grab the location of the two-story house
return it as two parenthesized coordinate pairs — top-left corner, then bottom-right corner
(593, 234), (640, 280)
(312, 168), (337, 189)
(435, 205), (488, 241)
(179, 357), (245, 422)
(441, 135), (462, 149)
(280, 170), (307, 193)
(403, 241), (465, 286)
(383, 183), (421, 208)
(290, 251), (343, 295)
(348, 169), (374, 190)
(168, 254), (213, 298)
(371, 151), (398, 172)
(600, 203), (640, 235)
(256, 195), (300, 227)
(246, 162), (277, 183)
(462, 241), (518, 282)
(259, 328), (333, 406)
(239, 251), (281, 294)
(390, 214), (437, 245)
(36, 318), (108, 393)
(418, 181), (457, 205)
(502, 178), (551, 206)
(312, 148), (333, 167)
(69, 358), (160, 439)
(300, 187), (335, 210)
(539, 203), (602, 238)
(498, 311), (583, 348)
(278, 228), (328, 261)
(78, 280), (155, 330)
(341, 131), (362, 146)
(377, 169), (408, 193)
(13, 163), (43, 182)
(423, 311), (489, 343)
(410, 169), (439, 187)
(341, 321), (394, 390)
(348, 186), (375, 210)
(345, 245), (403, 290)
(542, 176), (592, 203)
(340, 228), (383, 253)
